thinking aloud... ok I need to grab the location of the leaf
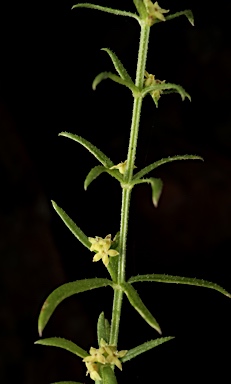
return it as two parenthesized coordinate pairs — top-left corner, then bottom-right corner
(107, 252), (119, 283)
(165, 9), (194, 26)
(133, 0), (147, 19)
(121, 282), (161, 334)
(72, 3), (140, 22)
(149, 178), (163, 207)
(51, 382), (84, 384)
(35, 337), (88, 358)
(101, 365), (118, 384)
(51, 200), (91, 249)
(97, 312), (111, 345)
(38, 278), (113, 336)
(101, 48), (133, 83)
(84, 165), (123, 190)
(132, 177), (163, 207)
(59, 132), (113, 168)
(121, 337), (174, 362)
(142, 82), (191, 101)
(92, 71), (138, 94)
(128, 274), (231, 298)
(133, 155), (203, 180)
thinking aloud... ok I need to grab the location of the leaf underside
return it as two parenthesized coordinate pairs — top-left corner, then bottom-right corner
(35, 337), (88, 358)
(84, 165), (122, 190)
(128, 274), (231, 298)
(121, 336), (174, 362)
(52, 200), (91, 249)
(59, 131), (113, 167)
(72, 3), (140, 22)
(101, 48), (133, 83)
(97, 312), (111, 345)
(38, 278), (113, 336)
(121, 282), (161, 334)
(51, 382), (84, 384)
(133, 154), (203, 180)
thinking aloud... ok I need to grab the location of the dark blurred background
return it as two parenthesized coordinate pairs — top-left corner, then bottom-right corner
(1, 0), (231, 383)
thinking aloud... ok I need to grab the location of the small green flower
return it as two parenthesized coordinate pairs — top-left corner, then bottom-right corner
(110, 160), (137, 175)
(100, 339), (127, 371)
(144, 71), (166, 107)
(88, 234), (119, 267)
(84, 346), (107, 364)
(144, 0), (169, 25)
(110, 160), (127, 175)
(84, 361), (101, 381)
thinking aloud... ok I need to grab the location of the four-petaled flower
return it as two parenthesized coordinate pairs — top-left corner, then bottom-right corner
(100, 339), (127, 371)
(110, 160), (127, 175)
(88, 234), (119, 267)
(144, 70), (166, 107)
(144, 0), (169, 25)
(110, 160), (137, 175)
(84, 361), (101, 381)
(83, 339), (127, 381)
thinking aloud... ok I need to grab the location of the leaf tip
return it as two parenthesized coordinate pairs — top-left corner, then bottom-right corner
(51, 200), (57, 209)
(92, 81), (97, 91)
(58, 131), (66, 137)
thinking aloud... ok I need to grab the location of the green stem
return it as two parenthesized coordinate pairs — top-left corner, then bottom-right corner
(109, 23), (150, 346)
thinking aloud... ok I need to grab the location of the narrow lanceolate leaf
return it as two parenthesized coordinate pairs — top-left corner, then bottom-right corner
(59, 132), (113, 168)
(121, 337), (174, 363)
(51, 382), (84, 384)
(165, 10), (194, 26)
(101, 365), (118, 384)
(142, 82), (191, 101)
(132, 177), (163, 207)
(38, 278), (113, 336)
(72, 3), (140, 22)
(133, 155), (203, 180)
(35, 337), (88, 358)
(92, 72), (138, 94)
(101, 48), (133, 83)
(128, 274), (231, 298)
(133, 0), (147, 19)
(84, 165), (123, 190)
(51, 200), (91, 249)
(149, 178), (163, 207)
(121, 282), (161, 334)
(97, 312), (111, 345)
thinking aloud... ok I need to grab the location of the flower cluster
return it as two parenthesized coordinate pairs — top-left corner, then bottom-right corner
(88, 234), (119, 267)
(83, 339), (127, 381)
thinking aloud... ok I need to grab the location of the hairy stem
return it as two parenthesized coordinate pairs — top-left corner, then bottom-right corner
(109, 23), (150, 347)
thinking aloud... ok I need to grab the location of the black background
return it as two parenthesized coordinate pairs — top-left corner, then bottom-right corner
(1, 1), (231, 383)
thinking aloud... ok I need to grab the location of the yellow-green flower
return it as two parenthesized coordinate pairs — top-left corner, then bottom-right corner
(100, 340), (127, 371)
(84, 361), (101, 381)
(88, 234), (119, 267)
(110, 160), (127, 175)
(144, 71), (165, 107)
(144, 0), (169, 25)
(110, 160), (137, 175)
(83, 340), (127, 380)
(83, 346), (107, 364)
